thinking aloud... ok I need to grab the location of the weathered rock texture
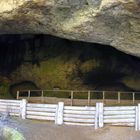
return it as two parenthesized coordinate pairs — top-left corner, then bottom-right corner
(0, 0), (140, 57)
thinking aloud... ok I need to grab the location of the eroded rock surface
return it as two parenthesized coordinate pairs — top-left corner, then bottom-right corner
(0, 0), (140, 57)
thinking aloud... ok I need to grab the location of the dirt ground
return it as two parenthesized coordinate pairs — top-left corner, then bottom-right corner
(1, 118), (140, 140)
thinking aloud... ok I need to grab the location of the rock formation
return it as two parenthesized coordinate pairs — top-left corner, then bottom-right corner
(0, 35), (140, 97)
(0, 0), (140, 57)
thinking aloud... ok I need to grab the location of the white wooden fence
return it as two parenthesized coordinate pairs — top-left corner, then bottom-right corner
(26, 103), (57, 121)
(63, 105), (96, 126)
(0, 99), (21, 117)
(0, 99), (140, 130)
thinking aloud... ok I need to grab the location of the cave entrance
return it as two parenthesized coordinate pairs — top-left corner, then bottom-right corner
(9, 81), (40, 98)
(0, 34), (140, 100)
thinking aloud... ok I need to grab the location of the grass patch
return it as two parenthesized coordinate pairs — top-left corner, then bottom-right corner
(1, 127), (25, 140)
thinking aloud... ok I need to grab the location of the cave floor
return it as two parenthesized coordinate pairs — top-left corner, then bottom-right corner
(1, 118), (140, 140)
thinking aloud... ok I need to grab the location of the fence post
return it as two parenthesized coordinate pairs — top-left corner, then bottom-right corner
(88, 91), (91, 106)
(71, 91), (73, 106)
(28, 90), (30, 101)
(133, 92), (135, 104)
(20, 99), (27, 119)
(138, 104), (140, 130)
(118, 92), (120, 103)
(16, 91), (19, 100)
(95, 103), (104, 129)
(135, 106), (138, 131)
(55, 102), (64, 125)
(98, 103), (104, 128)
(102, 91), (105, 102)
(95, 103), (99, 129)
(41, 90), (44, 103)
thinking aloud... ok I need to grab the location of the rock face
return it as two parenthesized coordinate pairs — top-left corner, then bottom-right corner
(0, 0), (140, 57)
(1, 35), (140, 97)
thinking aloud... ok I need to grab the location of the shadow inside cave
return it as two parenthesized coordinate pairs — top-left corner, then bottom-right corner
(0, 34), (140, 93)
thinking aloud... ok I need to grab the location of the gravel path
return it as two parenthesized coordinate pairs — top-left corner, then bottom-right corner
(1, 118), (140, 140)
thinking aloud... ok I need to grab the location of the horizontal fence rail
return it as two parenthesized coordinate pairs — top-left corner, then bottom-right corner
(103, 106), (136, 127)
(63, 106), (96, 126)
(17, 90), (140, 106)
(26, 103), (57, 121)
(0, 99), (140, 130)
(0, 99), (21, 117)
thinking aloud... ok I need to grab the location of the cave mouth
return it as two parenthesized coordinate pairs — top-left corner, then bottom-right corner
(0, 34), (140, 96)
(9, 81), (40, 98)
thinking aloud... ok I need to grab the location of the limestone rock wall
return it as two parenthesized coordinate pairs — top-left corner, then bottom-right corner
(0, 0), (140, 57)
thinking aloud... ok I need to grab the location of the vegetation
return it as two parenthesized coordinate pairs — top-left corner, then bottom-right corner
(0, 127), (25, 140)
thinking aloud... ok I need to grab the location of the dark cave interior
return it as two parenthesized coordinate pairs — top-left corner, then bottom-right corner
(0, 34), (140, 98)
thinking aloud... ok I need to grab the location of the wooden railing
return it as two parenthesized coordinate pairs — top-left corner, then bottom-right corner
(16, 90), (140, 105)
